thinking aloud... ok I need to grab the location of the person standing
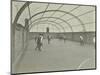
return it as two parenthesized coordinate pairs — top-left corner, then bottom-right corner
(47, 35), (51, 44)
(80, 35), (84, 45)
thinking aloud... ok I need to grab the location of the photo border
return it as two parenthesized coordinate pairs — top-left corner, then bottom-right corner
(11, 0), (97, 74)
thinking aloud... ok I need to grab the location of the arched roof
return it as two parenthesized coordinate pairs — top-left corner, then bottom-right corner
(12, 1), (96, 32)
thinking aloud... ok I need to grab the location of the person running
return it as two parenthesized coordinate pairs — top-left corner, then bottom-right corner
(35, 34), (43, 51)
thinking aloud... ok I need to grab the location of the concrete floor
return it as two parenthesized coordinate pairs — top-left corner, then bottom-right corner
(12, 39), (95, 73)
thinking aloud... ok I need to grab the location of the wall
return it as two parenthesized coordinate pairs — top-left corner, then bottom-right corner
(29, 32), (95, 44)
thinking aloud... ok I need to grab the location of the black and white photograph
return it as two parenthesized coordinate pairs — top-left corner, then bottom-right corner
(11, 0), (96, 74)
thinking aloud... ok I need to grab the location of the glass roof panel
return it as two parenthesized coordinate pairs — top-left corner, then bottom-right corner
(12, 1), (96, 32)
